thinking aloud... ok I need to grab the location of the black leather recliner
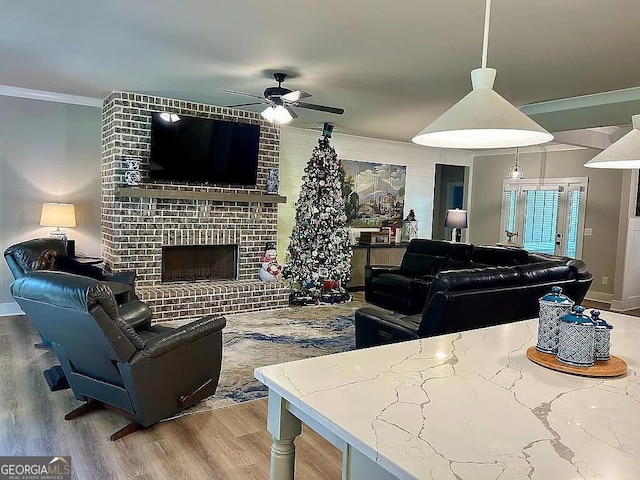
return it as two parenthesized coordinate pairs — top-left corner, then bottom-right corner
(4, 238), (153, 342)
(11, 271), (226, 440)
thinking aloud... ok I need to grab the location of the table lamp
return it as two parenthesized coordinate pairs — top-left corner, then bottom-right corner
(445, 209), (468, 242)
(40, 202), (76, 243)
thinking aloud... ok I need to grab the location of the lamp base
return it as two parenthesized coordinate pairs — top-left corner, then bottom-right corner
(450, 228), (462, 243)
(49, 228), (68, 245)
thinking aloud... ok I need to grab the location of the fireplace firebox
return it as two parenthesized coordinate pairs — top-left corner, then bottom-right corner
(162, 245), (238, 283)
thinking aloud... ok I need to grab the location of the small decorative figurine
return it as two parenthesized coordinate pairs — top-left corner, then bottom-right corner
(403, 210), (418, 241)
(259, 243), (282, 282)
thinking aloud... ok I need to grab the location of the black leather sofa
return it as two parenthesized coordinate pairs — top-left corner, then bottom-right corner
(365, 239), (474, 314)
(11, 271), (226, 440)
(357, 240), (593, 348)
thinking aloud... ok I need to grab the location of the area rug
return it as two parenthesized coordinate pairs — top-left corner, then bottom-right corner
(167, 300), (364, 419)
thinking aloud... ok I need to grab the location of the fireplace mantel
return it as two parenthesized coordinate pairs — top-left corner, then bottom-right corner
(114, 187), (287, 204)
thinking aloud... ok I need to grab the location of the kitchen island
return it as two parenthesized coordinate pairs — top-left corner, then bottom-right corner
(255, 311), (639, 479)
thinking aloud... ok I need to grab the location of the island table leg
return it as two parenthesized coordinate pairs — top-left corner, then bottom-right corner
(267, 390), (302, 480)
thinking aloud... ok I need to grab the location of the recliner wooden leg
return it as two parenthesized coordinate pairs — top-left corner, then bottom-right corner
(110, 422), (144, 441)
(64, 400), (101, 420)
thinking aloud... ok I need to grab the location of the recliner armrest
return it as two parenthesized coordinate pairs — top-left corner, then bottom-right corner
(365, 265), (402, 280)
(356, 308), (421, 336)
(118, 300), (153, 330)
(141, 315), (226, 358)
(107, 270), (136, 288)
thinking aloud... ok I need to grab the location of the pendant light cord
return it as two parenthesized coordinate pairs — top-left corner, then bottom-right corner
(481, 0), (492, 68)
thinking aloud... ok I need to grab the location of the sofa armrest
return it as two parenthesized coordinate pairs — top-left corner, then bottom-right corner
(141, 315), (226, 358)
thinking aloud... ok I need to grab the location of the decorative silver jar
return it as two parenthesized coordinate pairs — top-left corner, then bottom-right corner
(591, 310), (614, 361)
(557, 306), (596, 367)
(537, 286), (574, 354)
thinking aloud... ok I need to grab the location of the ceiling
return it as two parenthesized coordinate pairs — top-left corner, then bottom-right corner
(2, 0), (640, 143)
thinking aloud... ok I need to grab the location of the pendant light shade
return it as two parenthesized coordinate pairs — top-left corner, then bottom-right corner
(412, 0), (553, 149)
(584, 115), (640, 169)
(413, 69), (554, 149)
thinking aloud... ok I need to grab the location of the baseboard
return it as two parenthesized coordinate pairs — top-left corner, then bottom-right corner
(584, 291), (614, 303)
(610, 295), (640, 312)
(0, 302), (24, 317)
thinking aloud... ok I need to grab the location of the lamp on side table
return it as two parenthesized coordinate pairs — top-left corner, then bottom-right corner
(445, 209), (468, 242)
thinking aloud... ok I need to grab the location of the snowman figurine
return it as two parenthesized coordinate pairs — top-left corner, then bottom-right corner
(259, 243), (282, 282)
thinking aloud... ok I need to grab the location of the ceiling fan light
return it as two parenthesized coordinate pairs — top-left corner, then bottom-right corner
(412, 68), (554, 149)
(273, 105), (293, 124)
(584, 115), (640, 169)
(261, 106), (276, 122)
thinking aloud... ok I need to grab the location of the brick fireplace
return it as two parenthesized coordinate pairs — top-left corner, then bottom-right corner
(101, 92), (289, 321)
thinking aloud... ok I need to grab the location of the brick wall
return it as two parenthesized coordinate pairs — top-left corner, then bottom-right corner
(101, 92), (289, 321)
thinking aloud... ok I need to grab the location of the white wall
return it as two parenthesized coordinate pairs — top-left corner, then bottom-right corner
(277, 127), (473, 257)
(0, 95), (102, 304)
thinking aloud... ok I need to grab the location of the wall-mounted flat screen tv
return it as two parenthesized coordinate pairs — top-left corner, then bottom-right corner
(149, 113), (260, 186)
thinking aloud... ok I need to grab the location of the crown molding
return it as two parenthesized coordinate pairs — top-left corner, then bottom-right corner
(0, 85), (102, 107)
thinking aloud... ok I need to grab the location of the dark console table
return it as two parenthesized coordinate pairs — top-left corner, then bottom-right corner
(347, 243), (408, 291)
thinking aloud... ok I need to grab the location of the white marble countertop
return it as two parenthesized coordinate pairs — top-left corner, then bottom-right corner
(255, 311), (640, 479)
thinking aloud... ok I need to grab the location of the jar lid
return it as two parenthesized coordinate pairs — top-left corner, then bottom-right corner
(591, 310), (613, 330)
(541, 286), (573, 305)
(561, 305), (595, 325)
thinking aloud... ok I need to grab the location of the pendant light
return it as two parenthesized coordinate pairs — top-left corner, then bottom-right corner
(412, 0), (554, 149)
(507, 147), (525, 179)
(584, 115), (640, 169)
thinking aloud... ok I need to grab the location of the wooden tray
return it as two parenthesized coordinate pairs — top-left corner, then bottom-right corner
(526, 346), (627, 377)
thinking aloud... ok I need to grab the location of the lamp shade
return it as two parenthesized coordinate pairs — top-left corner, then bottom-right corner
(413, 69), (554, 149)
(445, 209), (468, 229)
(40, 203), (76, 228)
(584, 115), (640, 169)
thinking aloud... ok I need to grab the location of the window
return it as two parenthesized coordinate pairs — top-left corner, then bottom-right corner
(500, 177), (588, 258)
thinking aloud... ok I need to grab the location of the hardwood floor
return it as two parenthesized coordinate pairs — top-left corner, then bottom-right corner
(0, 315), (342, 480)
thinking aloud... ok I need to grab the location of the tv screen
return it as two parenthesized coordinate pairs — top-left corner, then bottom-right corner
(149, 113), (260, 186)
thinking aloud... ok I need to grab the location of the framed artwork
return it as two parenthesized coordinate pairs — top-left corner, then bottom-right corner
(340, 160), (406, 228)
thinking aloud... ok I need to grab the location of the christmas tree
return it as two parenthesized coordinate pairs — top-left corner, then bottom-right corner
(287, 126), (352, 303)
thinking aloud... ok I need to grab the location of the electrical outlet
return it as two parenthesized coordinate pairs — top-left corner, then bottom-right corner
(584, 228), (593, 236)
(602, 276), (608, 285)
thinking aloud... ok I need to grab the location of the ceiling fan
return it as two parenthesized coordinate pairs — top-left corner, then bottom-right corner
(219, 73), (345, 123)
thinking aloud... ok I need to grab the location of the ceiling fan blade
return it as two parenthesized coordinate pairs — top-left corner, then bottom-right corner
(295, 102), (345, 115)
(226, 102), (269, 108)
(282, 90), (311, 102)
(218, 88), (265, 100)
(285, 106), (298, 119)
